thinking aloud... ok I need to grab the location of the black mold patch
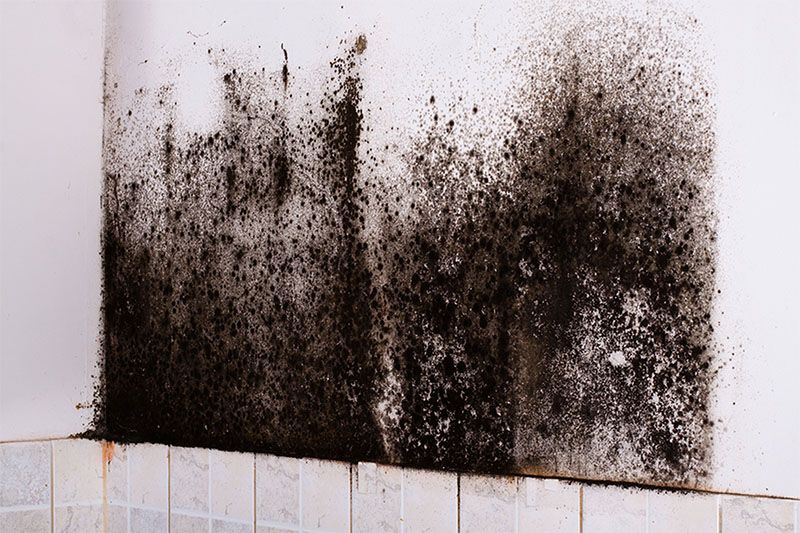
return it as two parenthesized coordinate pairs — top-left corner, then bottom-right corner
(99, 5), (717, 486)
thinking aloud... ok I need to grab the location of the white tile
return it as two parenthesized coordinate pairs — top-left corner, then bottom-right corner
(54, 505), (104, 533)
(0, 509), (50, 533)
(171, 512), (211, 533)
(256, 526), (296, 533)
(210, 450), (254, 523)
(212, 518), (253, 533)
(256, 454), (299, 528)
(53, 439), (103, 505)
(301, 458), (350, 532)
(352, 463), (401, 533)
(402, 468), (457, 533)
(459, 474), (516, 533)
(648, 490), (717, 533)
(105, 444), (128, 506)
(582, 485), (646, 533)
(129, 443), (169, 509)
(517, 478), (580, 532)
(0, 441), (50, 507)
(131, 508), (168, 532)
(107, 504), (128, 533)
(171, 446), (210, 513)
(721, 496), (794, 533)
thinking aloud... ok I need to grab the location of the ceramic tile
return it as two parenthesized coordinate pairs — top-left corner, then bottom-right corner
(209, 450), (254, 522)
(130, 507), (168, 532)
(54, 504), (104, 533)
(402, 468), (457, 533)
(459, 474), (516, 533)
(721, 496), (794, 533)
(582, 485), (647, 533)
(212, 518), (253, 533)
(256, 454), (299, 528)
(0, 509), (50, 533)
(648, 490), (717, 533)
(52, 439), (103, 505)
(256, 526), (296, 533)
(128, 443), (169, 509)
(517, 478), (580, 532)
(105, 444), (128, 506)
(0, 441), (50, 507)
(171, 446), (210, 513)
(352, 462), (401, 533)
(301, 458), (350, 532)
(171, 512), (211, 533)
(106, 504), (128, 533)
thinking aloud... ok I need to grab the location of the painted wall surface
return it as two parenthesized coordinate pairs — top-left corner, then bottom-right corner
(97, 0), (799, 499)
(0, 1), (104, 440)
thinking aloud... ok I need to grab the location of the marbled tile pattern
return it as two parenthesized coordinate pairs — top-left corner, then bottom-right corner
(0, 441), (50, 507)
(0, 443), (51, 533)
(459, 474), (517, 533)
(721, 496), (795, 533)
(582, 485), (647, 533)
(518, 478), (580, 532)
(105, 442), (169, 532)
(256, 455), (299, 529)
(52, 439), (103, 533)
(351, 462), (402, 533)
(403, 468), (458, 533)
(648, 491), (718, 533)
(1, 439), (798, 533)
(301, 458), (350, 532)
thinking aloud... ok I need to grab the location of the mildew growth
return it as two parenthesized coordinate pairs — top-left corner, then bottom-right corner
(99, 4), (717, 486)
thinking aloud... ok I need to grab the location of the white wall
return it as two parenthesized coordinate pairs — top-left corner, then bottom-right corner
(697, 0), (800, 500)
(0, 0), (104, 440)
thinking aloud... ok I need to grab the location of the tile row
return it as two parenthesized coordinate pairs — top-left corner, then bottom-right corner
(0, 439), (798, 532)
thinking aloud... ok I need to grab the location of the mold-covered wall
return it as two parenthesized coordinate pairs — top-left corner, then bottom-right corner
(94, 0), (800, 498)
(100, 0), (715, 486)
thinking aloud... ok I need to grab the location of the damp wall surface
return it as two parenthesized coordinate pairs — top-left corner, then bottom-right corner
(0, 0), (797, 501)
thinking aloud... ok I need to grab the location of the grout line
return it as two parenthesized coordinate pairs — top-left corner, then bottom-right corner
(208, 449), (212, 533)
(252, 453), (256, 533)
(456, 473), (461, 533)
(298, 458), (304, 531)
(717, 495), (722, 533)
(349, 464), (353, 533)
(50, 441), (54, 533)
(645, 492), (649, 533)
(0, 504), (52, 513)
(513, 478), (519, 533)
(579, 485), (584, 533)
(400, 468), (405, 533)
(167, 446), (171, 533)
(127, 445), (131, 533)
(0, 436), (82, 445)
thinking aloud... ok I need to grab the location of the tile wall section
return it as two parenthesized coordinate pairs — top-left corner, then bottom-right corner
(0, 438), (798, 532)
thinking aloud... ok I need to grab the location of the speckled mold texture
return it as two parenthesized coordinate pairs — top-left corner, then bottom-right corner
(98, 2), (717, 487)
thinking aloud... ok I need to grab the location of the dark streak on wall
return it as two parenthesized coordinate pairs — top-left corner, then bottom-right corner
(97, 5), (717, 487)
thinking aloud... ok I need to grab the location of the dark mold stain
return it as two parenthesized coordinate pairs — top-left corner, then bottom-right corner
(98, 6), (717, 487)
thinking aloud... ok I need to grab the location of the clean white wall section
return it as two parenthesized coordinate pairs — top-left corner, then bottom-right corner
(0, 0), (104, 440)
